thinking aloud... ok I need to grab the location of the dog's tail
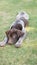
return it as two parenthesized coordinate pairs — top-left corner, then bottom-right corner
(16, 11), (29, 20)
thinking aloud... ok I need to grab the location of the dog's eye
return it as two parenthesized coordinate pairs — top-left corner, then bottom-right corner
(10, 34), (12, 37)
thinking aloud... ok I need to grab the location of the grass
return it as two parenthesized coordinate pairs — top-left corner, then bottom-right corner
(0, 0), (37, 65)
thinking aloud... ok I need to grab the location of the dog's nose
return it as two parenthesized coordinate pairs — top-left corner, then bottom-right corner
(8, 40), (12, 45)
(8, 42), (12, 45)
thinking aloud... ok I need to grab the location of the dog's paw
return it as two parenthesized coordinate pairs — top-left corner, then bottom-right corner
(0, 41), (5, 47)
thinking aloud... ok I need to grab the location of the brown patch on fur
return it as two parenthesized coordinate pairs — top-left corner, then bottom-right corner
(5, 28), (24, 45)
(11, 24), (22, 30)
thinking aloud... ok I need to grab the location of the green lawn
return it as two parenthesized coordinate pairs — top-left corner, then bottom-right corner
(0, 0), (37, 65)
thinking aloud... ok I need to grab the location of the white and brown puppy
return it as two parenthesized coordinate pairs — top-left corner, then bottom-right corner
(0, 11), (29, 47)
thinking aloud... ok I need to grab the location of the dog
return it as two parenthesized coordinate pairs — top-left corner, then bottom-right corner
(0, 11), (29, 47)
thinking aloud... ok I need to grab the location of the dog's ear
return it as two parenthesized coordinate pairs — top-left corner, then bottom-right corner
(5, 31), (8, 37)
(5, 31), (8, 35)
(17, 30), (24, 37)
(5, 30), (9, 34)
(5, 30), (10, 36)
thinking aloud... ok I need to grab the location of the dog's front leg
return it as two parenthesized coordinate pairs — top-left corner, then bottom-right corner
(14, 30), (27, 48)
(0, 37), (8, 47)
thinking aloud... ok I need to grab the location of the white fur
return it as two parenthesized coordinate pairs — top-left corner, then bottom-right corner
(16, 11), (29, 20)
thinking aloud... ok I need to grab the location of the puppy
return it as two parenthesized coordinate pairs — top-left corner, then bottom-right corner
(0, 11), (29, 47)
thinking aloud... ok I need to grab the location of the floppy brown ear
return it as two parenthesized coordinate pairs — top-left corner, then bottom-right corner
(5, 31), (8, 35)
(17, 30), (24, 37)
(5, 30), (10, 36)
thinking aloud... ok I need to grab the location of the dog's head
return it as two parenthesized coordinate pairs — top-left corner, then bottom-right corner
(5, 28), (24, 45)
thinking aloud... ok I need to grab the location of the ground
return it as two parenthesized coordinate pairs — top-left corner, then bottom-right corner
(0, 0), (37, 65)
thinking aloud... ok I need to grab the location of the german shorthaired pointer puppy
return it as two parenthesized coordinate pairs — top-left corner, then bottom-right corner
(0, 11), (29, 47)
